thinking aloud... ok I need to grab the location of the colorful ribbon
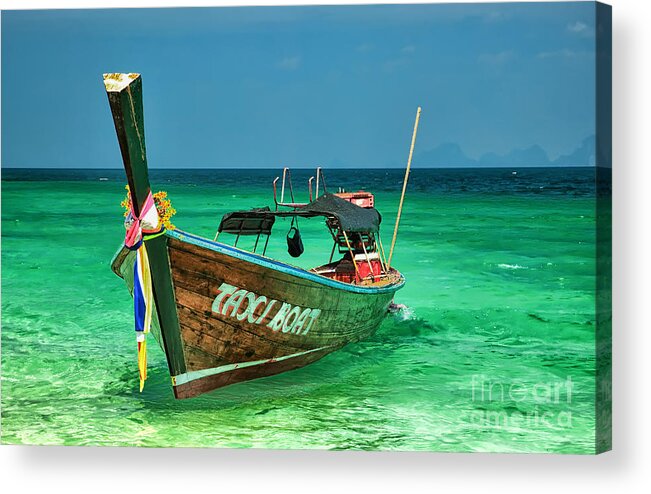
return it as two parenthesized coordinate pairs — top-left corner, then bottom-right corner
(133, 245), (153, 391)
(125, 191), (161, 250)
(125, 191), (160, 392)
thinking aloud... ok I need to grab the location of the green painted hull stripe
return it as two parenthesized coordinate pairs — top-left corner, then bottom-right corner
(172, 346), (333, 386)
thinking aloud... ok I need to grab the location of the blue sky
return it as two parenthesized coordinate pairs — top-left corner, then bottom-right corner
(1, 3), (598, 168)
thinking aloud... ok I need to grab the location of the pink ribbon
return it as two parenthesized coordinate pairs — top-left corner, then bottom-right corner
(125, 191), (158, 248)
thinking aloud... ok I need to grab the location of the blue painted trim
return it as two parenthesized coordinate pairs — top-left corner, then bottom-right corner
(166, 229), (405, 295)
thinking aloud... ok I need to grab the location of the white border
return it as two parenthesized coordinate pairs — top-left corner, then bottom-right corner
(2, 0), (651, 492)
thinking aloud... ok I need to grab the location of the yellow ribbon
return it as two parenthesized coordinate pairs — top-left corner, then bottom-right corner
(137, 243), (153, 392)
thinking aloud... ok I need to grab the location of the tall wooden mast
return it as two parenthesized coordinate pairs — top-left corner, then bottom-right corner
(103, 73), (186, 378)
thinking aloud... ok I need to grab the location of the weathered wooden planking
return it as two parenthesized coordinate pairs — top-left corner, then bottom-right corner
(168, 238), (393, 323)
(164, 235), (397, 397)
(168, 238), (393, 337)
(171, 265), (387, 343)
(113, 233), (400, 398)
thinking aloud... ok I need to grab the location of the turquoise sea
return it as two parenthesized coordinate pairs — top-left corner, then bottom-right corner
(1, 167), (602, 453)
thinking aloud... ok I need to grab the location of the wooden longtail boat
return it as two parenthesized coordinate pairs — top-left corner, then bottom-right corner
(104, 73), (406, 399)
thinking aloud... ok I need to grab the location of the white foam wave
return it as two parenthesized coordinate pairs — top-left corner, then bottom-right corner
(390, 305), (416, 321)
(498, 263), (528, 270)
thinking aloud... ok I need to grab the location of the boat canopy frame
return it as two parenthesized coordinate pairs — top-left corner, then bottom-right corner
(216, 193), (381, 238)
(214, 193), (389, 281)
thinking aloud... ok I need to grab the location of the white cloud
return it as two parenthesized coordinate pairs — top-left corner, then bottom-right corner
(538, 49), (575, 59)
(401, 45), (416, 54)
(567, 21), (588, 33)
(537, 49), (593, 59)
(356, 43), (374, 53)
(566, 21), (594, 37)
(277, 56), (301, 70)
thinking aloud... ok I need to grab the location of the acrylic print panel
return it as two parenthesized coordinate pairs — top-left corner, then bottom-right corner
(0, 2), (611, 453)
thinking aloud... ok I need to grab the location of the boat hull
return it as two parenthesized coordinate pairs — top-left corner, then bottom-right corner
(113, 230), (403, 399)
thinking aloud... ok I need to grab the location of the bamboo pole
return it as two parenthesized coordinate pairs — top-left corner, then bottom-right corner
(377, 234), (390, 275)
(388, 106), (421, 269)
(342, 230), (360, 281)
(281, 167), (287, 203)
(360, 240), (376, 282)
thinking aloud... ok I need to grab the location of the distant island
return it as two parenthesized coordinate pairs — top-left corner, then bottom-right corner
(414, 135), (596, 168)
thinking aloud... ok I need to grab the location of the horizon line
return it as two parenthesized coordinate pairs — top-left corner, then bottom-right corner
(1, 165), (597, 171)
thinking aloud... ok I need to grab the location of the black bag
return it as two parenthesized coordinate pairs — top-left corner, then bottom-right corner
(286, 218), (304, 258)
